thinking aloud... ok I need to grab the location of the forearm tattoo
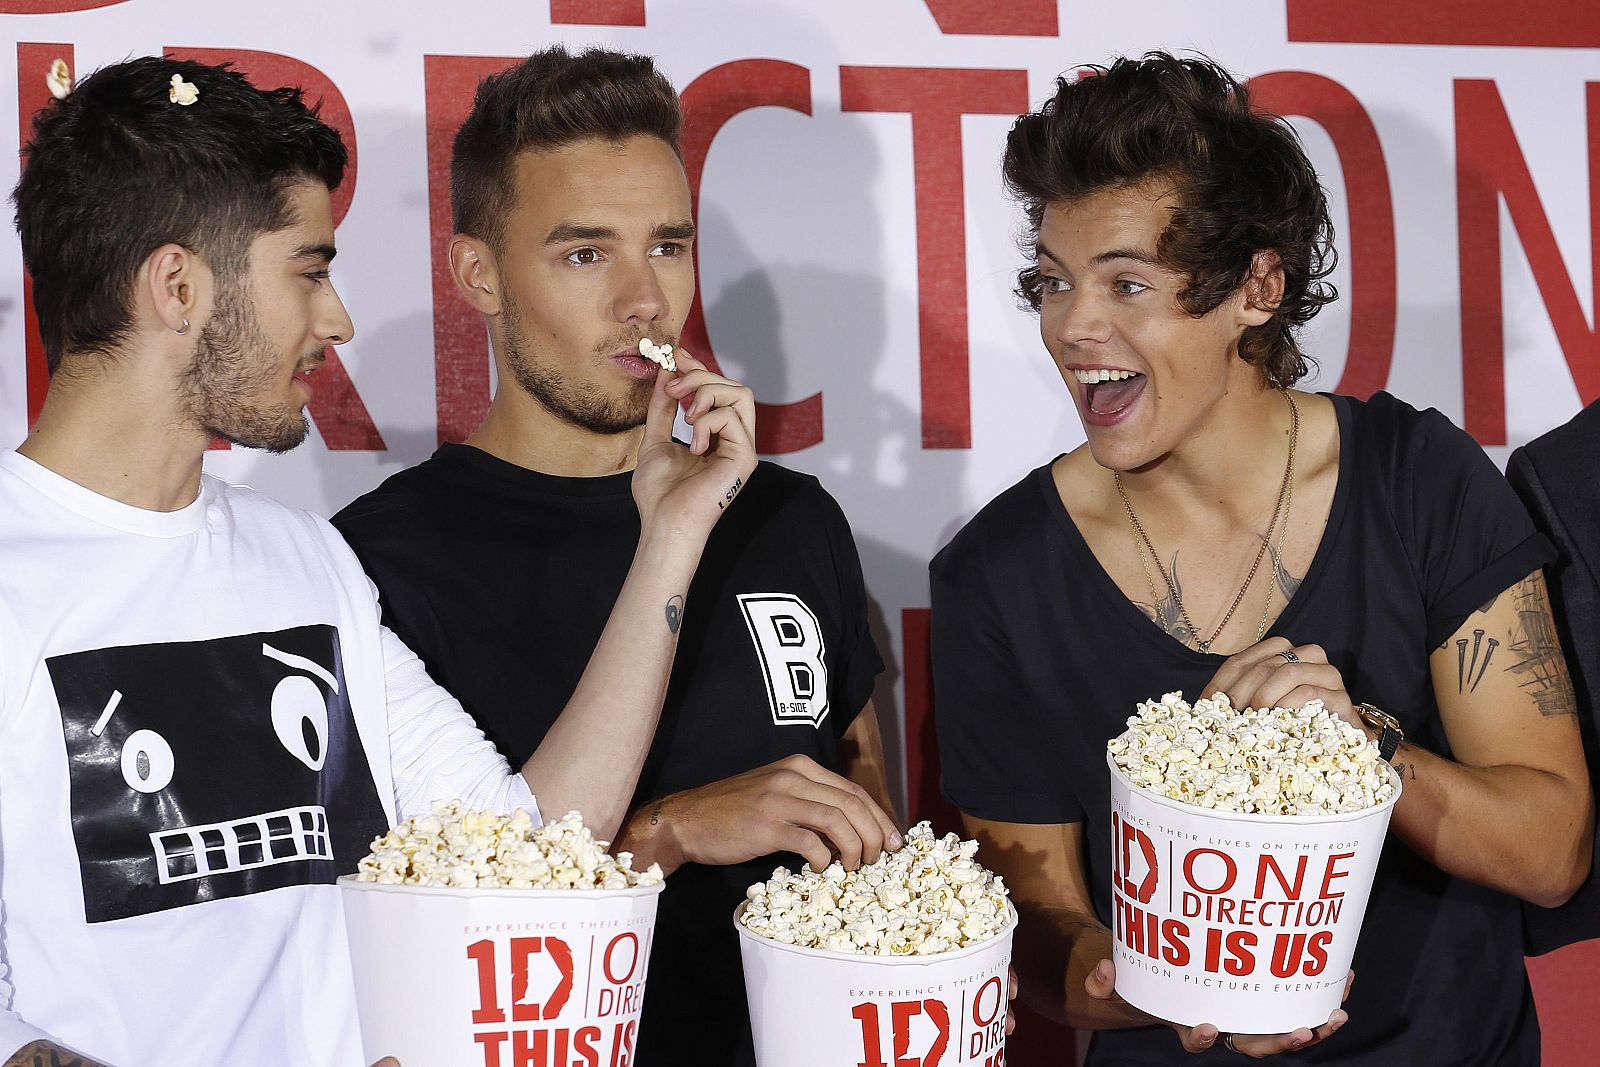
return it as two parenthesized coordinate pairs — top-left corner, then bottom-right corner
(5, 1044), (94, 1067)
(664, 594), (684, 634)
(1503, 575), (1577, 717)
(717, 476), (744, 511)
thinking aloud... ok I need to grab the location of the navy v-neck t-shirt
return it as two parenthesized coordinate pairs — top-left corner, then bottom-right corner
(932, 392), (1552, 1065)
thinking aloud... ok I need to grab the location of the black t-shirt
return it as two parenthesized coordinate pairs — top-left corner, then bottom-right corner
(332, 445), (883, 1067)
(932, 393), (1553, 1066)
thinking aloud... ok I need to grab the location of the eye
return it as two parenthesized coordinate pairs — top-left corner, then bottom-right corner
(271, 675), (329, 771)
(1114, 279), (1149, 296)
(649, 242), (685, 258)
(120, 729), (176, 793)
(1043, 276), (1072, 295)
(566, 247), (602, 266)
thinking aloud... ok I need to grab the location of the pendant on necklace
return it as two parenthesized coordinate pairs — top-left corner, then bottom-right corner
(1198, 640), (1211, 654)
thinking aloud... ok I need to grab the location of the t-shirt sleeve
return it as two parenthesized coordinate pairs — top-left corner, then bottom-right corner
(813, 486), (884, 737)
(930, 542), (1086, 824)
(1392, 402), (1554, 649)
(378, 621), (541, 825)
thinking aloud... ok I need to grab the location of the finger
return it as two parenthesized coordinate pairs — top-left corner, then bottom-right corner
(1008, 965), (1018, 1001)
(786, 783), (890, 868)
(776, 825), (834, 873)
(640, 359), (678, 448)
(1231, 1025), (1316, 1057)
(1085, 958), (1117, 1001)
(1294, 643), (1330, 665)
(681, 381), (754, 422)
(1205, 637), (1295, 702)
(663, 366), (737, 397)
(689, 406), (744, 457)
(1343, 969), (1355, 1002)
(1275, 684), (1358, 724)
(1178, 1024), (1220, 1054)
(1006, 1009), (1016, 1036)
(783, 798), (868, 869)
(1252, 663), (1345, 709)
(1307, 1007), (1349, 1045)
(674, 350), (756, 443)
(777, 758), (901, 854)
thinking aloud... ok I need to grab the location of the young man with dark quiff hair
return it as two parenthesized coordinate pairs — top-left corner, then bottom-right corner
(334, 44), (903, 1065)
(1, 53), (753, 1065)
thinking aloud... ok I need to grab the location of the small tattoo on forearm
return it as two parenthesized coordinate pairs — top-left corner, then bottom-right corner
(717, 476), (744, 511)
(649, 801), (664, 827)
(1392, 762), (1418, 781)
(664, 594), (684, 634)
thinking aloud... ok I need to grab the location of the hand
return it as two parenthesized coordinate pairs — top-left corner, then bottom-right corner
(1086, 959), (1352, 1057)
(631, 349), (757, 539)
(1007, 964), (1019, 1036)
(620, 755), (903, 875)
(1202, 637), (1363, 731)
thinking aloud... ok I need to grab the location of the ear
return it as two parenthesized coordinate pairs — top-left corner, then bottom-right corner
(449, 236), (502, 315)
(1237, 250), (1284, 328)
(143, 244), (206, 336)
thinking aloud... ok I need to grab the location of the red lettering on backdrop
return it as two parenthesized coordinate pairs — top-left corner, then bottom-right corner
(423, 55), (517, 444)
(840, 67), (1029, 449)
(919, 0), (1057, 37)
(1286, 0), (1600, 49)
(16, 41), (68, 428)
(0, 1), (128, 10)
(166, 47), (384, 451)
(1455, 80), (1600, 444)
(1248, 72), (1396, 399)
(550, 0), (644, 25)
(679, 60), (823, 453)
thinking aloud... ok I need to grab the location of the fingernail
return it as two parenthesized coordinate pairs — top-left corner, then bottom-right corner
(1331, 1011), (1347, 1029)
(889, 831), (904, 849)
(1199, 1031), (1216, 1047)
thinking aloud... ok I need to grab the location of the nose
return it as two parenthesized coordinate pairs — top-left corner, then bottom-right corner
(319, 281), (356, 346)
(612, 255), (668, 326)
(1053, 291), (1112, 349)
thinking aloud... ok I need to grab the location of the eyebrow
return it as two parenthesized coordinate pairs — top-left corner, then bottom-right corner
(543, 219), (697, 245)
(289, 243), (338, 263)
(1034, 242), (1164, 270)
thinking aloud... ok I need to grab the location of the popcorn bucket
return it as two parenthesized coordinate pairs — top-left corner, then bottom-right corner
(735, 901), (1017, 1067)
(1107, 752), (1400, 1033)
(338, 876), (665, 1065)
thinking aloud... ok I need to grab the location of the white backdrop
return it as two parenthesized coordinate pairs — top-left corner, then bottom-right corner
(0, 0), (1595, 815)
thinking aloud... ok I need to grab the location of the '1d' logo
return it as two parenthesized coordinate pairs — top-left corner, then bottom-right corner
(737, 593), (829, 728)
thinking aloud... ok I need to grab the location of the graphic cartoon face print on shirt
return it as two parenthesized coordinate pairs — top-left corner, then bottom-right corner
(48, 624), (387, 923)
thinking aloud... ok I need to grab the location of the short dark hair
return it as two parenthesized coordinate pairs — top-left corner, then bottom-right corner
(451, 45), (682, 249)
(12, 55), (346, 373)
(1003, 52), (1336, 388)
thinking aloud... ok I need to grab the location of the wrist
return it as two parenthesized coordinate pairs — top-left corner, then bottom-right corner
(617, 797), (684, 877)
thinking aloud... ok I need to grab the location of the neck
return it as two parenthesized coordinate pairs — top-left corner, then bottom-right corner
(1116, 379), (1294, 525)
(17, 355), (209, 511)
(466, 386), (643, 478)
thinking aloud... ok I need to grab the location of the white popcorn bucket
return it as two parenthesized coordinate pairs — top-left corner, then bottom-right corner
(338, 876), (665, 1065)
(1107, 752), (1400, 1033)
(735, 901), (1017, 1067)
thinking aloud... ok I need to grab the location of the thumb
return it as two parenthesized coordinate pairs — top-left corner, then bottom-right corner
(1085, 958), (1116, 1001)
(640, 364), (677, 450)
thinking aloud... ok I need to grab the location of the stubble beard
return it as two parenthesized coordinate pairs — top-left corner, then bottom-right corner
(499, 297), (653, 437)
(181, 278), (314, 454)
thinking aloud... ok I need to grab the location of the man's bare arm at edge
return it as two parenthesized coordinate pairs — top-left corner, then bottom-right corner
(4, 1042), (105, 1067)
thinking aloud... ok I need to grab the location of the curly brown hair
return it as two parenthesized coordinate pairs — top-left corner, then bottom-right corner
(1002, 52), (1336, 388)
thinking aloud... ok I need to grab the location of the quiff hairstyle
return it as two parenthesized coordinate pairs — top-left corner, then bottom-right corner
(13, 55), (346, 373)
(1003, 52), (1337, 388)
(450, 45), (682, 250)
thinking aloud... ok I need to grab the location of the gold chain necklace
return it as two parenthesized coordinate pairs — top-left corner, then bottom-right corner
(1115, 390), (1300, 654)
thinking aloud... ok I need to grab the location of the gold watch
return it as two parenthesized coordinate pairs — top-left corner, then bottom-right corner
(1356, 703), (1404, 762)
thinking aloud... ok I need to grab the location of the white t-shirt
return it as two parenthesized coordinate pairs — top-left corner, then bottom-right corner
(0, 451), (539, 1066)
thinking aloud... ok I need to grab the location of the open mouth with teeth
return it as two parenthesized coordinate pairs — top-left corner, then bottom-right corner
(1072, 368), (1146, 417)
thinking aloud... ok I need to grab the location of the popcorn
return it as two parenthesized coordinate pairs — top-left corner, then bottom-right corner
(1108, 692), (1395, 815)
(356, 802), (663, 889)
(739, 822), (1009, 956)
(46, 59), (71, 101)
(168, 74), (199, 107)
(638, 338), (676, 373)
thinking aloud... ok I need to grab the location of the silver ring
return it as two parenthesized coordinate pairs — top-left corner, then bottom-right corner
(1222, 1032), (1240, 1053)
(1277, 650), (1300, 663)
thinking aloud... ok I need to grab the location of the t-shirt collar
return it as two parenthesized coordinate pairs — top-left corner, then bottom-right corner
(0, 450), (211, 537)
